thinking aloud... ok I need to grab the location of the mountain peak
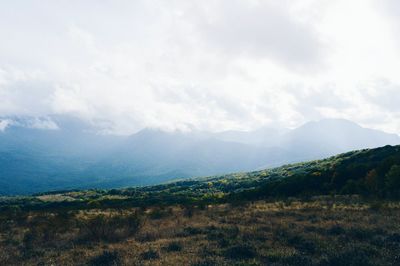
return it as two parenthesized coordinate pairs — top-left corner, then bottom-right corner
(301, 118), (360, 129)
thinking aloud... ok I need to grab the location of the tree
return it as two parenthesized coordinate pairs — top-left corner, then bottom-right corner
(385, 165), (400, 198)
(340, 179), (358, 195)
(364, 169), (379, 194)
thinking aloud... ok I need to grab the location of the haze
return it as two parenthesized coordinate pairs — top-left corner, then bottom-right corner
(1, 0), (400, 135)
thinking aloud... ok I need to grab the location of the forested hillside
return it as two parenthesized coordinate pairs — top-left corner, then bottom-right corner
(2, 145), (399, 211)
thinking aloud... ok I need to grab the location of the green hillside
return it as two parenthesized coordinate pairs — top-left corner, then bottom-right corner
(3, 145), (399, 211)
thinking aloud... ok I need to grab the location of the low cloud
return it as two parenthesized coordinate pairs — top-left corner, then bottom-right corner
(0, 0), (399, 135)
(0, 119), (11, 131)
(364, 79), (400, 112)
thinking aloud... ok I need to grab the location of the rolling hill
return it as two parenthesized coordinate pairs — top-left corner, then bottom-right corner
(2, 144), (399, 211)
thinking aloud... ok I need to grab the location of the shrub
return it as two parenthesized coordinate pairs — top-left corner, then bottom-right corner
(369, 201), (384, 211)
(136, 232), (160, 242)
(182, 226), (204, 236)
(149, 208), (170, 219)
(191, 258), (218, 266)
(164, 241), (182, 252)
(89, 250), (121, 266)
(22, 230), (37, 250)
(327, 225), (345, 235)
(345, 227), (374, 241)
(140, 249), (159, 260)
(224, 244), (257, 260)
(183, 205), (194, 217)
(279, 254), (313, 265)
(321, 247), (373, 266)
(386, 233), (400, 243)
(286, 235), (316, 254)
(79, 213), (142, 242)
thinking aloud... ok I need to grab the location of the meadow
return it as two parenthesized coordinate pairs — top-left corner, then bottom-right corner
(1, 197), (399, 265)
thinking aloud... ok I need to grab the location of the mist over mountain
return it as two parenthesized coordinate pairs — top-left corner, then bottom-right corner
(214, 127), (289, 147)
(0, 115), (399, 195)
(280, 119), (400, 159)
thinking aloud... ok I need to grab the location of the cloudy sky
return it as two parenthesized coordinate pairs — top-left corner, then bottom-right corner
(0, 0), (400, 134)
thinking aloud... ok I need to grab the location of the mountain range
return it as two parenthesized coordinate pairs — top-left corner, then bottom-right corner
(0, 115), (399, 195)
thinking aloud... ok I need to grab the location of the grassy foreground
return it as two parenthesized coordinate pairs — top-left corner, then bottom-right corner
(1, 197), (400, 266)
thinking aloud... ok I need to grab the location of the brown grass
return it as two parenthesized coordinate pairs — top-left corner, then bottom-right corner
(1, 199), (400, 265)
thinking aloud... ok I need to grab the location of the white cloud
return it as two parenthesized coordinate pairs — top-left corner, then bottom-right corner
(0, 0), (399, 134)
(0, 117), (58, 131)
(0, 119), (10, 131)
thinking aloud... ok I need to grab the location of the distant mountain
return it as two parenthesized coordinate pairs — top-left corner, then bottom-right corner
(213, 119), (400, 157)
(0, 116), (399, 195)
(213, 126), (288, 147)
(279, 119), (400, 160)
(83, 128), (288, 185)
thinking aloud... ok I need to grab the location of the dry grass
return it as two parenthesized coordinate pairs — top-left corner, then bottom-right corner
(1, 199), (400, 265)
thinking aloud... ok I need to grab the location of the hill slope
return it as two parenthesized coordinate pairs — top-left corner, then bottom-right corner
(95, 144), (400, 205)
(3, 145), (399, 211)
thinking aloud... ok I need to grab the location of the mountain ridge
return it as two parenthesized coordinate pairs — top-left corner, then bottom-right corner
(1, 115), (399, 195)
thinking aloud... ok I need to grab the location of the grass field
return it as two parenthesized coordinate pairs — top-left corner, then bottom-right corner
(1, 197), (399, 265)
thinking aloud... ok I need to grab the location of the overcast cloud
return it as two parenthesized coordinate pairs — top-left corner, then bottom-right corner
(0, 0), (399, 134)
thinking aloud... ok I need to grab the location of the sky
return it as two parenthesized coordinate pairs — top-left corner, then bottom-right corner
(0, 0), (400, 135)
